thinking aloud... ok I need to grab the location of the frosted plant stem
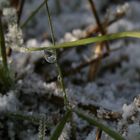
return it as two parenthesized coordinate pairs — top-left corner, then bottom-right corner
(45, 1), (69, 109)
(38, 115), (47, 140)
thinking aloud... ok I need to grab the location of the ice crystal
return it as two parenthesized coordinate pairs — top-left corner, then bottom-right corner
(0, 91), (19, 112)
(3, 8), (24, 48)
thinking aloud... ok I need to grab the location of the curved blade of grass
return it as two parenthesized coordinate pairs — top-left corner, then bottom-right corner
(21, 0), (47, 28)
(50, 110), (72, 140)
(5, 111), (52, 128)
(27, 31), (140, 51)
(74, 109), (125, 140)
(0, 17), (13, 92)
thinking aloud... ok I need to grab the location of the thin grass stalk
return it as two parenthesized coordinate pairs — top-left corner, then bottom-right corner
(88, 0), (109, 51)
(88, 0), (105, 33)
(96, 128), (102, 140)
(0, 16), (8, 71)
(17, 0), (25, 25)
(88, 0), (109, 80)
(21, 0), (47, 28)
(45, 0), (69, 109)
(45, 0), (55, 45)
(88, 43), (102, 80)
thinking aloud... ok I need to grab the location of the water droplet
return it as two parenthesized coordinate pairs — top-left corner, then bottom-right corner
(44, 50), (56, 63)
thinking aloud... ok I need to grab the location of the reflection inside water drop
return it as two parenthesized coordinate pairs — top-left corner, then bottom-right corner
(44, 50), (56, 63)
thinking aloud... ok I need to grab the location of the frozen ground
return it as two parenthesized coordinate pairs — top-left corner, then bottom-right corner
(0, 0), (140, 140)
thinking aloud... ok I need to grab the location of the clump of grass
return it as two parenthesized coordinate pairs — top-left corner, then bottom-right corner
(0, 65), (13, 93)
(0, 15), (13, 93)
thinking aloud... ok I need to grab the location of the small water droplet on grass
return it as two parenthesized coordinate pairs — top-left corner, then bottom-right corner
(44, 50), (56, 64)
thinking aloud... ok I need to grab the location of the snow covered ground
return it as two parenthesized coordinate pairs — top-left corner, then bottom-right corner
(0, 0), (140, 139)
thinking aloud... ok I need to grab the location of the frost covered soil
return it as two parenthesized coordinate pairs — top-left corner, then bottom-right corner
(0, 0), (140, 140)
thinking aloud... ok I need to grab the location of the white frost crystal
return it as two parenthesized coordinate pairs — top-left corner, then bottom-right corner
(0, 91), (19, 112)
(3, 8), (24, 48)
(122, 103), (136, 120)
(119, 96), (140, 140)
(3, 8), (17, 23)
(122, 96), (140, 120)
(117, 3), (129, 15)
(6, 24), (24, 48)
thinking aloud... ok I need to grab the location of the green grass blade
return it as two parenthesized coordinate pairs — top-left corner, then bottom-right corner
(5, 111), (52, 127)
(27, 31), (140, 51)
(0, 17), (13, 93)
(0, 17), (8, 71)
(44, 0), (69, 108)
(21, 0), (47, 28)
(74, 109), (125, 140)
(50, 110), (72, 140)
(45, 0), (55, 45)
